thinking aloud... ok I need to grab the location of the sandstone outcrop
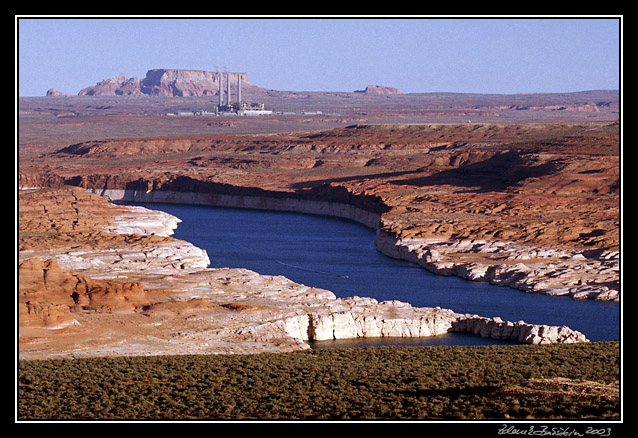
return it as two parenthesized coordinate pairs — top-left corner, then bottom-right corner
(77, 69), (256, 97)
(18, 185), (590, 359)
(71, 181), (617, 303)
(279, 299), (586, 344)
(19, 258), (151, 328)
(78, 73), (144, 96)
(374, 231), (619, 301)
(45, 89), (68, 97)
(18, 186), (179, 238)
(18, 122), (619, 305)
(18, 187), (210, 276)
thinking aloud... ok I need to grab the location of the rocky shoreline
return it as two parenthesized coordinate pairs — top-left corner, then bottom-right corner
(87, 190), (598, 340)
(375, 231), (619, 302)
(100, 192), (592, 345)
(18, 122), (619, 314)
(19, 187), (589, 360)
(93, 188), (618, 302)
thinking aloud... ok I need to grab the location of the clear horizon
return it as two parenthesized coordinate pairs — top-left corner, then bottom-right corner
(16, 16), (621, 97)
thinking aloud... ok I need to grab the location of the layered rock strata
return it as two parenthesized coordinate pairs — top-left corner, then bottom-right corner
(86, 187), (619, 302)
(78, 69), (254, 97)
(375, 231), (619, 301)
(280, 299), (587, 345)
(19, 258), (152, 328)
(18, 187), (588, 359)
(18, 122), (619, 304)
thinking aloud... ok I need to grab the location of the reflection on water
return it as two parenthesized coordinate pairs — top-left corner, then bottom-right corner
(309, 333), (519, 350)
(131, 203), (620, 344)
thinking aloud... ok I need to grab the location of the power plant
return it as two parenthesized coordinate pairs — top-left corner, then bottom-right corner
(216, 72), (271, 116)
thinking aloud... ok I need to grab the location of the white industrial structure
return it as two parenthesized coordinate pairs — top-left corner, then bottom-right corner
(217, 72), (271, 116)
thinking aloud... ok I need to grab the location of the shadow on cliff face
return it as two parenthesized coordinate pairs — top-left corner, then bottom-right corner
(123, 175), (391, 215)
(124, 175), (276, 197)
(390, 151), (566, 193)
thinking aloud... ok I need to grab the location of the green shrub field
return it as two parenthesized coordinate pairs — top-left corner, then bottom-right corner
(18, 341), (620, 421)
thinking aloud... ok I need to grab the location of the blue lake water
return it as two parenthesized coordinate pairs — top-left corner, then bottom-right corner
(132, 203), (620, 345)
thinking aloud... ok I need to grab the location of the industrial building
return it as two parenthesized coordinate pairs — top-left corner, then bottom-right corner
(217, 72), (272, 116)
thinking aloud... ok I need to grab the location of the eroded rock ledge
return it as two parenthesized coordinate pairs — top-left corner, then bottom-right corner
(19, 187), (589, 360)
(92, 187), (618, 302)
(18, 122), (619, 305)
(375, 231), (619, 302)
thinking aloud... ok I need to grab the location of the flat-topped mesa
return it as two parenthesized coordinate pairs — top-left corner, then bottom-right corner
(354, 85), (402, 95)
(141, 69), (252, 96)
(78, 69), (255, 97)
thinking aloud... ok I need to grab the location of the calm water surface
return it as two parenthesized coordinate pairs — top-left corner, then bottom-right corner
(134, 203), (619, 344)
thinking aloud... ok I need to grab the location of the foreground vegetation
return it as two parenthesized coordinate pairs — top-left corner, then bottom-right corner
(18, 341), (619, 421)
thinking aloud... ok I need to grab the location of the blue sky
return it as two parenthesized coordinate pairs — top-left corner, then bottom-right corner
(17, 16), (621, 96)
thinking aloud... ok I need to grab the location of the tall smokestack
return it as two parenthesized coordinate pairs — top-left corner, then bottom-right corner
(237, 74), (241, 104)
(218, 72), (223, 106)
(227, 72), (231, 105)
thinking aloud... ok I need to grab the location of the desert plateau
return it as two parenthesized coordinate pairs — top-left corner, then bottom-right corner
(18, 75), (620, 361)
(16, 65), (622, 421)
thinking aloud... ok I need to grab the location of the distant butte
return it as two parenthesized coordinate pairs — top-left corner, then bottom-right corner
(45, 89), (69, 97)
(355, 85), (402, 94)
(76, 69), (256, 97)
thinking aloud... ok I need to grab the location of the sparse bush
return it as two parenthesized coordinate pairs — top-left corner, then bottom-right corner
(18, 341), (619, 421)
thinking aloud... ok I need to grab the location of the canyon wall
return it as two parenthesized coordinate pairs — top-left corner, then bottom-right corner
(92, 188), (382, 229)
(89, 187), (618, 302)
(280, 301), (588, 345)
(19, 186), (590, 360)
(374, 231), (619, 301)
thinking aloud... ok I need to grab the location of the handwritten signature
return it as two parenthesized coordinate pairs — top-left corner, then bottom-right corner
(498, 425), (613, 437)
